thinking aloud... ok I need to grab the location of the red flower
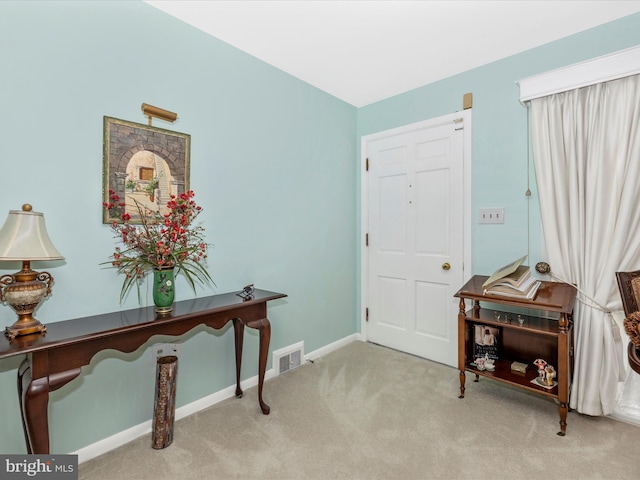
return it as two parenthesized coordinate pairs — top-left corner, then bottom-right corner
(101, 190), (213, 302)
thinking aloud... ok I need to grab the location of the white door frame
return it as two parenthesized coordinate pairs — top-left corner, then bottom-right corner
(360, 110), (473, 340)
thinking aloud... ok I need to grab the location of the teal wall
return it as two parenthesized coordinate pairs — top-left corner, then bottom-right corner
(357, 13), (640, 278)
(0, 0), (639, 457)
(0, 1), (356, 454)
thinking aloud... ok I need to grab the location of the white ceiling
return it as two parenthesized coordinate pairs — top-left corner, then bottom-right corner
(144, 0), (640, 107)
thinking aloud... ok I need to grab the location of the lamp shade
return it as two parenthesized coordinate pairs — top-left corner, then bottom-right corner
(0, 205), (64, 261)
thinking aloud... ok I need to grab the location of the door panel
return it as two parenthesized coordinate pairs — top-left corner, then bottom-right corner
(415, 168), (449, 254)
(415, 281), (448, 337)
(365, 116), (466, 367)
(378, 174), (407, 253)
(377, 276), (406, 329)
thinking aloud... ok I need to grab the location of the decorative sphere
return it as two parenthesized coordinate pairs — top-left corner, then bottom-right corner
(535, 262), (551, 274)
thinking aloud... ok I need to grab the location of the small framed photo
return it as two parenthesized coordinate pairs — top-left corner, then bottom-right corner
(473, 324), (500, 360)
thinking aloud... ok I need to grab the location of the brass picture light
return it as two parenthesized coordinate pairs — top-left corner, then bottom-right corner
(141, 103), (178, 125)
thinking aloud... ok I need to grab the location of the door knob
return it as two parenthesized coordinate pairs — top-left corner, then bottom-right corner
(442, 262), (451, 270)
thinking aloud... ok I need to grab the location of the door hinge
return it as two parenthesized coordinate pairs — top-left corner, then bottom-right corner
(366, 158), (369, 171)
(366, 307), (369, 322)
(366, 233), (369, 246)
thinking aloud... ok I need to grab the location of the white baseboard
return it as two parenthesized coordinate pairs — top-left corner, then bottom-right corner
(611, 410), (640, 426)
(305, 333), (361, 362)
(74, 369), (274, 464)
(74, 334), (360, 464)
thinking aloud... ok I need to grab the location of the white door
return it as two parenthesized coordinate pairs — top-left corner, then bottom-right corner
(363, 112), (470, 367)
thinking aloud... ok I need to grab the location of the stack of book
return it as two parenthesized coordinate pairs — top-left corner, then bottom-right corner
(482, 256), (541, 300)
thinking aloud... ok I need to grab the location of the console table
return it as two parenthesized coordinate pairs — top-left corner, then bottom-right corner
(0, 288), (286, 454)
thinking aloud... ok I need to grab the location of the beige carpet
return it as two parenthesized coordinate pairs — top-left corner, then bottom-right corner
(79, 341), (640, 479)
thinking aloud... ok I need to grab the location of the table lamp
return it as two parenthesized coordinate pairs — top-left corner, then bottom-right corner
(0, 204), (64, 339)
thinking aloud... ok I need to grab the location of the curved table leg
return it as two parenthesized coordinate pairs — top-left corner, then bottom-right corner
(18, 359), (51, 454)
(17, 359), (33, 453)
(232, 318), (245, 398)
(245, 317), (271, 415)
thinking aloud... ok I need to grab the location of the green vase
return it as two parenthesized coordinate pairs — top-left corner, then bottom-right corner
(153, 268), (175, 313)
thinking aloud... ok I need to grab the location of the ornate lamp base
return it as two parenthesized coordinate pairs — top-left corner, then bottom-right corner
(1, 261), (53, 340)
(5, 321), (47, 340)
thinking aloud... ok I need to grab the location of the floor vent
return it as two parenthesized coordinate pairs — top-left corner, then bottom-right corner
(273, 341), (304, 375)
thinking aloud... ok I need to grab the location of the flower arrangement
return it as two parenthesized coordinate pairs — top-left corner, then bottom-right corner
(102, 189), (213, 302)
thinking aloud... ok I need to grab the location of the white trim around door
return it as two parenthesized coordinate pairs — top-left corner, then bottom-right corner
(360, 109), (472, 358)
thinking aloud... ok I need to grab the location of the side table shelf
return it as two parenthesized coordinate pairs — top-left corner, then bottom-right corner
(455, 276), (576, 436)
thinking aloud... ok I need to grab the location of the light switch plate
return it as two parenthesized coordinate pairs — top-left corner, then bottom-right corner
(479, 208), (504, 224)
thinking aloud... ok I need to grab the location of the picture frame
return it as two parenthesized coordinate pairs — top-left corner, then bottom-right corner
(102, 116), (191, 224)
(473, 324), (500, 360)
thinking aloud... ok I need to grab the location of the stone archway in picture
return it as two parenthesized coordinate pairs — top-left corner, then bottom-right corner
(103, 117), (190, 224)
(117, 145), (183, 219)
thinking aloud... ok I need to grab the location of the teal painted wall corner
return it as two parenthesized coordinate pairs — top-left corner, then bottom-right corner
(0, 0), (357, 454)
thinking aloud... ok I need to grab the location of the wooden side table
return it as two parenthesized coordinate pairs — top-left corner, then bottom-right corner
(455, 276), (576, 435)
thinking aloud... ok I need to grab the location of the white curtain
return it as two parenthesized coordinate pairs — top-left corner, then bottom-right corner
(530, 74), (640, 416)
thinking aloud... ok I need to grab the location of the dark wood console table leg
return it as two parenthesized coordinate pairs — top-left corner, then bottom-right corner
(232, 318), (245, 399)
(245, 318), (271, 415)
(232, 317), (271, 415)
(17, 359), (50, 454)
(17, 358), (81, 454)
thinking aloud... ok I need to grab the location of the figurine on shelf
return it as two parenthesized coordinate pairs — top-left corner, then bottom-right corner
(532, 358), (557, 387)
(484, 353), (495, 371)
(473, 353), (496, 372)
(545, 364), (557, 387)
(533, 358), (547, 384)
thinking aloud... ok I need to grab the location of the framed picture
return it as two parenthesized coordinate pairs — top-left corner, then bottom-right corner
(473, 324), (500, 360)
(102, 116), (191, 224)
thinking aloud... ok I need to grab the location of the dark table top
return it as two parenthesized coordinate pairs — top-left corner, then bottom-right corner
(454, 275), (576, 313)
(0, 289), (286, 359)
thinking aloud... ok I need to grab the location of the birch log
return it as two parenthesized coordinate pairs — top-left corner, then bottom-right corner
(152, 355), (178, 449)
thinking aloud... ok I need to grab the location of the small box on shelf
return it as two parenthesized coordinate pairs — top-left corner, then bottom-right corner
(511, 361), (528, 373)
